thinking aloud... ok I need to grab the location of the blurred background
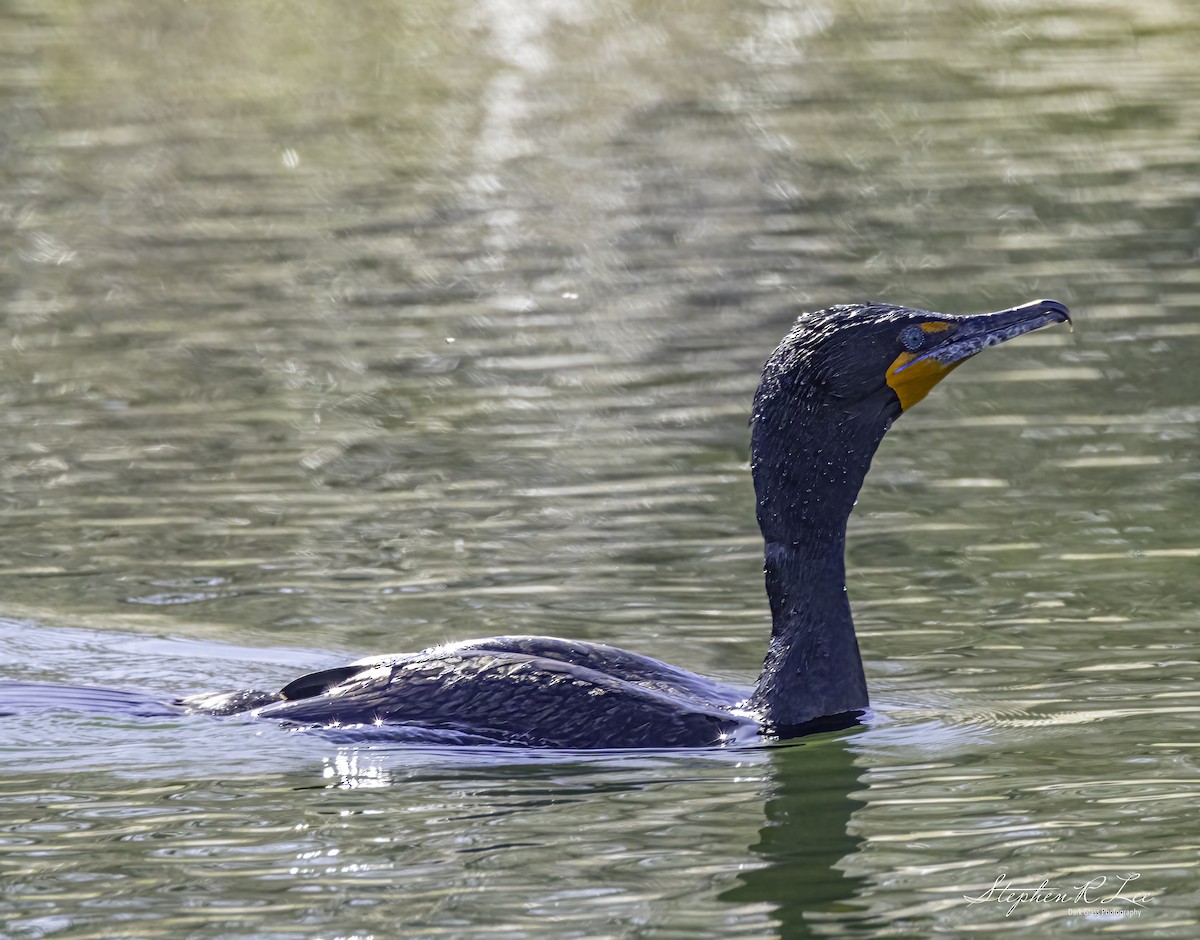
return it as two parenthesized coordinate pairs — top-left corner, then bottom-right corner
(1, 1), (1197, 937)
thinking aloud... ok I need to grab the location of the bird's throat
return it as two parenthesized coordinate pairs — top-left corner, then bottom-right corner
(748, 406), (887, 730)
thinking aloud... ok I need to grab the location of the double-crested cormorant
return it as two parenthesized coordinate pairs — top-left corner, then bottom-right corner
(182, 299), (1070, 748)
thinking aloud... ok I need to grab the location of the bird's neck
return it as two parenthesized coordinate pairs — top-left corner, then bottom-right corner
(747, 408), (885, 728)
(748, 532), (867, 728)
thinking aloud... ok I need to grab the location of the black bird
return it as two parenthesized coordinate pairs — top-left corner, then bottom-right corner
(181, 299), (1071, 748)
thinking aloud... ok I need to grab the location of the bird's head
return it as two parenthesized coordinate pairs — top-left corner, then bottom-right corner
(754, 298), (1071, 426)
(751, 298), (1071, 539)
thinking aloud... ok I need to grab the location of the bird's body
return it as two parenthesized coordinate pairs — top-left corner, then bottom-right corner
(174, 298), (1071, 749)
(187, 636), (755, 748)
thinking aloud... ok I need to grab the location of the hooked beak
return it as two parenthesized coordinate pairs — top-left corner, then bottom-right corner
(894, 299), (1072, 374)
(886, 298), (1071, 411)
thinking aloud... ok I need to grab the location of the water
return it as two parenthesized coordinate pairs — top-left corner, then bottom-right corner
(2, 0), (1198, 935)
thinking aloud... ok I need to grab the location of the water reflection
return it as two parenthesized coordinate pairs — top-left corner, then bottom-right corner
(317, 735), (872, 938)
(721, 740), (870, 938)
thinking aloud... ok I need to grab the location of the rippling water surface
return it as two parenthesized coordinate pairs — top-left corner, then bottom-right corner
(2, 0), (1198, 936)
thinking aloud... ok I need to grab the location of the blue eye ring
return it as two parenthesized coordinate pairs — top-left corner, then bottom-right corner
(900, 325), (925, 352)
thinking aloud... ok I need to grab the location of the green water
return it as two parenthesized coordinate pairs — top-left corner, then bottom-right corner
(2, 0), (1198, 936)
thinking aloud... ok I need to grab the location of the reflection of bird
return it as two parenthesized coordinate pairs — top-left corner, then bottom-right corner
(720, 740), (868, 935)
(183, 299), (1070, 748)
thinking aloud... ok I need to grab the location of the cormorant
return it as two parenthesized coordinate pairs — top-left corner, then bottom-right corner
(181, 299), (1071, 748)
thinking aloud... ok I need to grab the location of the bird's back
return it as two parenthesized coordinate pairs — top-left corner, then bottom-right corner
(181, 636), (755, 749)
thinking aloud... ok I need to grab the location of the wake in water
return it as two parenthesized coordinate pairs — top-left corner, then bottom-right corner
(0, 681), (180, 719)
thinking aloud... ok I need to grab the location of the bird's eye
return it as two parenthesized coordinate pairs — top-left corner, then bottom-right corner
(899, 325), (925, 352)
